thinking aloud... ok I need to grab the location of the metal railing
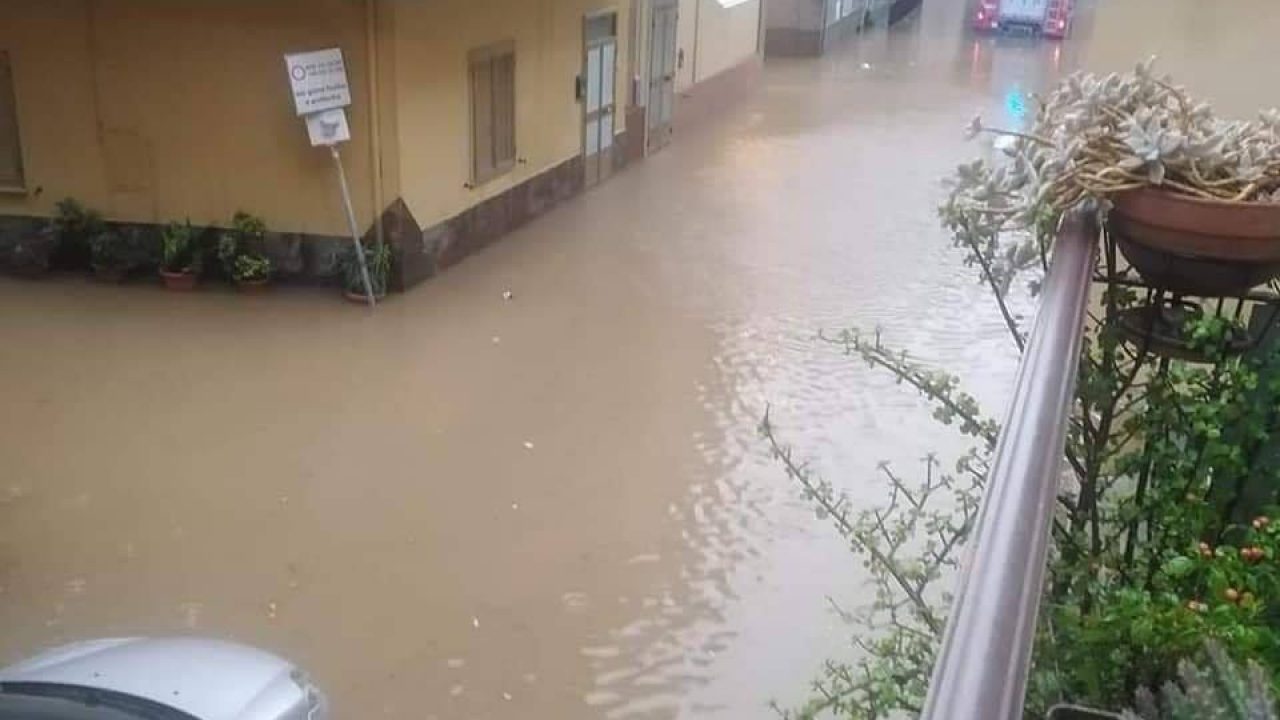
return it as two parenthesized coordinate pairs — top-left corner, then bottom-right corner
(919, 213), (1099, 720)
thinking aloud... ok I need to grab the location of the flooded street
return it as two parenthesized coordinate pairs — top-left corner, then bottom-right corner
(0, 0), (1257, 717)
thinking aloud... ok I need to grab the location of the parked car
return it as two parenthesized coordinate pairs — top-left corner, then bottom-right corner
(0, 637), (328, 720)
(973, 0), (1074, 38)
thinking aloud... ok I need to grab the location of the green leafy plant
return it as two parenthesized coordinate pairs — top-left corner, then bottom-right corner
(340, 242), (392, 297)
(217, 211), (268, 279)
(232, 253), (272, 283)
(89, 226), (152, 277)
(160, 220), (200, 275)
(51, 198), (105, 270)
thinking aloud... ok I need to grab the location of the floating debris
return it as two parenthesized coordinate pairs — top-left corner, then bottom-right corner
(502, 290), (514, 301)
(502, 692), (513, 701)
(522, 441), (535, 450)
(267, 601), (278, 620)
(471, 616), (480, 629)
(449, 685), (464, 697)
(626, 553), (661, 565)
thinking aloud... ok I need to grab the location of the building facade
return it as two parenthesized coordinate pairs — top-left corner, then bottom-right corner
(0, 0), (763, 289)
(764, 0), (918, 57)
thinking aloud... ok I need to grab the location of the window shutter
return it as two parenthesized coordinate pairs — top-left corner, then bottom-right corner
(492, 53), (516, 170)
(0, 51), (24, 189)
(470, 57), (494, 182)
(469, 42), (515, 184)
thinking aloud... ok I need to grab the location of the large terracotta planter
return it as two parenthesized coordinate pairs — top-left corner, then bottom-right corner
(93, 265), (127, 284)
(1108, 189), (1280, 297)
(237, 277), (270, 294)
(343, 289), (386, 305)
(159, 269), (198, 291)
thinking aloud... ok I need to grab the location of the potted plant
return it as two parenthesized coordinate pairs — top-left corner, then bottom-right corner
(159, 220), (201, 291)
(945, 58), (1280, 299)
(340, 242), (391, 304)
(89, 227), (150, 283)
(232, 252), (272, 293)
(1047, 641), (1277, 720)
(218, 211), (272, 291)
(3, 221), (57, 278)
(51, 198), (104, 271)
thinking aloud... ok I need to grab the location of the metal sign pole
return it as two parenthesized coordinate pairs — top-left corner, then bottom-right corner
(329, 145), (377, 308)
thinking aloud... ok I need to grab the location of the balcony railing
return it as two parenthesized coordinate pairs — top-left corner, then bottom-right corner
(919, 212), (1099, 720)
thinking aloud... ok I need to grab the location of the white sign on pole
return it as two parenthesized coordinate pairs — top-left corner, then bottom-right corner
(284, 48), (352, 116)
(305, 108), (352, 147)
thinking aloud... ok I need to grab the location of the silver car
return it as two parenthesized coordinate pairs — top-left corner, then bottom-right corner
(0, 637), (328, 720)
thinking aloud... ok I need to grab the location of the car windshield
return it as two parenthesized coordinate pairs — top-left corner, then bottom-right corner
(0, 684), (196, 720)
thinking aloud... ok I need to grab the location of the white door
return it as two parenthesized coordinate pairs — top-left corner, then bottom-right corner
(583, 14), (618, 188)
(646, 2), (678, 153)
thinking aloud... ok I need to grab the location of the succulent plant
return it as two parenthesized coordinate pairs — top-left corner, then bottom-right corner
(1122, 641), (1277, 720)
(939, 59), (1280, 294)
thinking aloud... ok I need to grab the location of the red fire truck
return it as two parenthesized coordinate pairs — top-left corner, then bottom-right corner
(973, 0), (1074, 38)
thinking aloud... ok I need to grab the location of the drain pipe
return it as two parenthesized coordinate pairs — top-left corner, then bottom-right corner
(365, 0), (385, 249)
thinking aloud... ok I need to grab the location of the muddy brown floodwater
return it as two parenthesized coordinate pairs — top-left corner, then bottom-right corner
(0, 0), (1259, 717)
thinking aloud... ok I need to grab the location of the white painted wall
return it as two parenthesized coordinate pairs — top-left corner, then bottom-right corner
(675, 0), (761, 90)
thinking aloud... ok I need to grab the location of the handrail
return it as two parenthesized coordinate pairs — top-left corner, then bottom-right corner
(919, 212), (1099, 720)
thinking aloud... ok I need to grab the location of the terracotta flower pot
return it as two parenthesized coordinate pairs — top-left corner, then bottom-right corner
(93, 265), (127, 284)
(237, 277), (270, 294)
(343, 289), (386, 305)
(159, 269), (198, 291)
(1108, 188), (1280, 297)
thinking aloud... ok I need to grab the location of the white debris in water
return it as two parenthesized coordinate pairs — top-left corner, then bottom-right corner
(511, 502), (520, 510)
(861, 62), (872, 70)
(626, 553), (661, 565)
(267, 601), (278, 619)
(502, 290), (514, 301)
(180, 602), (203, 628)
(584, 690), (621, 707)
(502, 692), (513, 701)
(445, 658), (466, 669)
(522, 441), (535, 450)
(449, 685), (464, 697)
(471, 616), (480, 628)
(492, 336), (501, 344)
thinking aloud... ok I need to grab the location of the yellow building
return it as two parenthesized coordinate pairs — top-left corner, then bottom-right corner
(0, 0), (763, 288)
